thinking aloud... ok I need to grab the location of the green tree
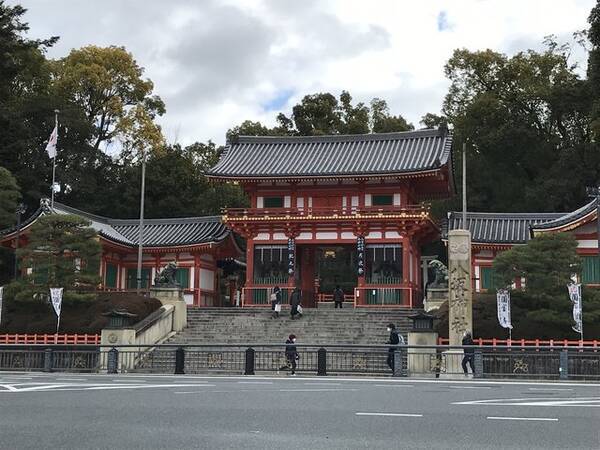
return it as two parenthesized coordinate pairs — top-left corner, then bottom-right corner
(589, 0), (600, 137)
(370, 98), (413, 133)
(0, 166), (21, 229)
(443, 42), (598, 214)
(16, 214), (101, 302)
(52, 45), (166, 153)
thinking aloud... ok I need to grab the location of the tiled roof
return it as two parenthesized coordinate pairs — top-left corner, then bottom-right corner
(531, 198), (598, 231)
(207, 128), (452, 179)
(445, 211), (565, 244)
(1, 200), (230, 248)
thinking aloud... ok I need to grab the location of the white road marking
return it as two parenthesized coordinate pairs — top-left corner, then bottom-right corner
(374, 384), (414, 388)
(454, 397), (600, 407)
(487, 416), (558, 422)
(55, 378), (87, 382)
(0, 385), (18, 391)
(528, 388), (573, 391)
(356, 412), (423, 418)
(447, 386), (492, 390)
(111, 379), (147, 383)
(279, 388), (358, 392)
(237, 381), (273, 384)
(304, 382), (342, 386)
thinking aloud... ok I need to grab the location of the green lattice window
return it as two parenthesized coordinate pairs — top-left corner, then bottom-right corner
(105, 263), (118, 288)
(582, 256), (600, 284)
(372, 194), (393, 206)
(126, 268), (151, 289)
(175, 268), (190, 288)
(480, 266), (497, 290)
(264, 197), (284, 208)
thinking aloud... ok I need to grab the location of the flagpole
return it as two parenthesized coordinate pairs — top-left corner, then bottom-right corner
(51, 109), (59, 209)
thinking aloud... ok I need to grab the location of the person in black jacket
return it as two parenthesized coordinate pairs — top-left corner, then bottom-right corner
(333, 285), (345, 309)
(290, 287), (302, 319)
(386, 323), (404, 371)
(280, 334), (299, 375)
(462, 331), (475, 375)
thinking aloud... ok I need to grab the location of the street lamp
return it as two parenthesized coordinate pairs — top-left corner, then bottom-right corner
(136, 153), (147, 294)
(13, 203), (26, 280)
(586, 185), (600, 258)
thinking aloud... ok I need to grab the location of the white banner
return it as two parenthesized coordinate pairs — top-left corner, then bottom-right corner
(496, 289), (513, 329)
(0, 286), (3, 324)
(45, 125), (58, 159)
(50, 288), (63, 318)
(567, 283), (583, 334)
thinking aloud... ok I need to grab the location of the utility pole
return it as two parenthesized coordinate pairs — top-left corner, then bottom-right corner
(136, 154), (147, 294)
(51, 109), (59, 209)
(462, 141), (467, 228)
(13, 203), (26, 280)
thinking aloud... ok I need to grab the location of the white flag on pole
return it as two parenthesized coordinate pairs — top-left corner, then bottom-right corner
(45, 125), (58, 159)
(567, 283), (583, 334)
(50, 287), (63, 318)
(496, 289), (513, 329)
(0, 286), (3, 324)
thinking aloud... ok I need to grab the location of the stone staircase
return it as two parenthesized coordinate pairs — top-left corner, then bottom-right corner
(168, 307), (419, 345)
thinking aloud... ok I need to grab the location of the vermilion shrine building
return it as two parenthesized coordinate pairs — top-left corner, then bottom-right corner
(0, 200), (243, 306)
(445, 198), (600, 292)
(207, 128), (454, 307)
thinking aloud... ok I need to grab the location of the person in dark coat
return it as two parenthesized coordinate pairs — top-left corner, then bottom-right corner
(280, 334), (299, 375)
(462, 331), (475, 375)
(270, 286), (282, 318)
(290, 287), (302, 319)
(333, 285), (345, 309)
(386, 323), (405, 371)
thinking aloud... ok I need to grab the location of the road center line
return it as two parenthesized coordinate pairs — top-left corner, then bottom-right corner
(111, 379), (147, 383)
(304, 382), (342, 386)
(487, 416), (558, 422)
(356, 412), (423, 418)
(238, 381), (273, 384)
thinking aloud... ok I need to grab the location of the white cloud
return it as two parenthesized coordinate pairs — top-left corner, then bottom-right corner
(11, 0), (596, 146)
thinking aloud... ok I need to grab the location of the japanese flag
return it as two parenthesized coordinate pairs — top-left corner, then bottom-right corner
(45, 125), (58, 159)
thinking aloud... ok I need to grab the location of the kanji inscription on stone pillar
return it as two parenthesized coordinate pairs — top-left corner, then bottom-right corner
(448, 230), (473, 346)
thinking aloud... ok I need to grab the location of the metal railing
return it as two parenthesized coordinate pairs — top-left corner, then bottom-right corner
(1, 344), (599, 380)
(354, 286), (413, 307)
(242, 286), (293, 307)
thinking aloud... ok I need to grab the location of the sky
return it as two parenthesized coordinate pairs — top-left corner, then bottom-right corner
(12, 0), (596, 147)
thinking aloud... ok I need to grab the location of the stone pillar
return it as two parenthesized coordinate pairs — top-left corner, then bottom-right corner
(150, 287), (187, 332)
(407, 331), (438, 377)
(447, 230), (473, 346)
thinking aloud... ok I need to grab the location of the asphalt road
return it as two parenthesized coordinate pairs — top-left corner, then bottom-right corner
(0, 373), (599, 450)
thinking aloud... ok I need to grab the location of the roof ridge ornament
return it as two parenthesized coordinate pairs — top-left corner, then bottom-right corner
(40, 197), (51, 212)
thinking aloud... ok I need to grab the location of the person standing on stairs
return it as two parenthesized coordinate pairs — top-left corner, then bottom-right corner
(386, 323), (405, 372)
(290, 287), (302, 319)
(333, 285), (345, 309)
(271, 286), (282, 318)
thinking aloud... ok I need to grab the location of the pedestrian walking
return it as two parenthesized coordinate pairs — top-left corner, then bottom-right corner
(462, 331), (475, 376)
(386, 323), (405, 372)
(279, 334), (299, 375)
(333, 285), (345, 309)
(270, 286), (282, 318)
(290, 287), (302, 319)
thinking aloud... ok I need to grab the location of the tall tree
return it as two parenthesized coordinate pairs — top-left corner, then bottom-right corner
(16, 214), (101, 302)
(51, 45), (166, 153)
(0, 166), (21, 229)
(442, 43), (598, 213)
(370, 98), (413, 133)
(589, 0), (600, 138)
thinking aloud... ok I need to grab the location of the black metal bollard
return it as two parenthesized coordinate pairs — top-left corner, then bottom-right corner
(43, 348), (53, 373)
(559, 350), (569, 380)
(393, 348), (405, 377)
(474, 350), (483, 379)
(317, 347), (327, 376)
(107, 348), (119, 374)
(244, 347), (255, 375)
(175, 347), (185, 374)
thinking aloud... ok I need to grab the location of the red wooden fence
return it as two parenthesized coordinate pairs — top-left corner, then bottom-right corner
(0, 334), (101, 345)
(438, 337), (599, 348)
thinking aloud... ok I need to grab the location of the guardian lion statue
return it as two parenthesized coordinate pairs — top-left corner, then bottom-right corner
(428, 259), (448, 288)
(153, 261), (179, 287)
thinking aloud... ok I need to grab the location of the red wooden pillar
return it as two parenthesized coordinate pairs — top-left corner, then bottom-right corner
(193, 253), (201, 306)
(402, 235), (411, 284)
(246, 240), (255, 287)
